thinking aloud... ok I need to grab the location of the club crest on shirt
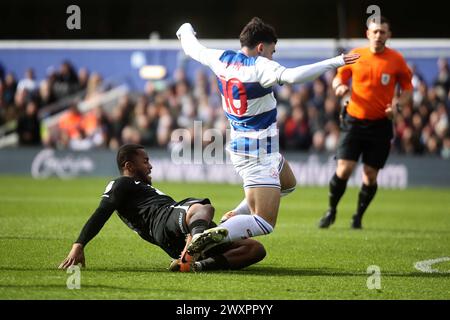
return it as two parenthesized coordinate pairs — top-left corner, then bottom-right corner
(381, 73), (391, 85)
(270, 167), (279, 178)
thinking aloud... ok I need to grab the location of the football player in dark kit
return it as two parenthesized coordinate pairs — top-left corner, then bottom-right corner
(59, 144), (266, 272)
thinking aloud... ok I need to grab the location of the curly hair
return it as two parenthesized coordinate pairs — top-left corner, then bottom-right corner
(239, 17), (278, 49)
(116, 143), (144, 173)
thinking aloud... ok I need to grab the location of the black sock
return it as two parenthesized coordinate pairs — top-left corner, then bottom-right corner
(329, 173), (348, 213)
(198, 255), (230, 271)
(188, 219), (209, 236)
(208, 221), (217, 229)
(356, 184), (378, 217)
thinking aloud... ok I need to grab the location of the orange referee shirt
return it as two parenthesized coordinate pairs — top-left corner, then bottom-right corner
(335, 46), (413, 120)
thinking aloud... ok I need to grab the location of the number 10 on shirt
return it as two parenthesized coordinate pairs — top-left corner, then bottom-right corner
(219, 76), (248, 116)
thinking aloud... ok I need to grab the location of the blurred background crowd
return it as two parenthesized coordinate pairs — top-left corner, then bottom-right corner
(1, 57), (449, 158)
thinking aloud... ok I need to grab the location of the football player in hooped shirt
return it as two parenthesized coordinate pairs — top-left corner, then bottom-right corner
(176, 17), (359, 254)
(59, 144), (266, 272)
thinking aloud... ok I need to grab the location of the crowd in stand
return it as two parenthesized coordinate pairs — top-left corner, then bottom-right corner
(1, 58), (449, 158)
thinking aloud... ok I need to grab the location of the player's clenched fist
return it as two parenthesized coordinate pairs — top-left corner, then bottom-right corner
(335, 84), (350, 97)
(176, 23), (196, 39)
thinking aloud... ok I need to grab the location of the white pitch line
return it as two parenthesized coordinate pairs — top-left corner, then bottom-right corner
(414, 257), (450, 273)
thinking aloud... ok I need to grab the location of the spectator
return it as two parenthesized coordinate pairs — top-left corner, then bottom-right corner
(121, 125), (141, 145)
(323, 96), (339, 123)
(78, 68), (89, 92)
(85, 72), (103, 101)
(306, 102), (324, 134)
(441, 135), (450, 159)
(193, 70), (209, 100)
(434, 58), (450, 96)
(426, 134), (440, 155)
(3, 56), (450, 158)
(144, 81), (157, 103)
(324, 120), (340, 152)
(53, 61), (79, 99)
(58, 103), (82, 140)
(38, 79), (56, 107)
(283, 106), (312, 150)
(310, 78), (326, 110)
(17, 100), (41, 145)
(157, 105), (173, 147)
(17, 68), (38, 96)
(3, 73), (17, 106)
(312, 130), (326, 152)
(13, 88), (28, 118)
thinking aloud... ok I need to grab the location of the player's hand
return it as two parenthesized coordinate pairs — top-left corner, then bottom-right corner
(219, 211), (236, 224)
(176, 23), (196, 40)
(342, 53), (360, 65)
(58, 243), (85, 270)
(385, 103), (399, 120)
(335, 84), (350, 97)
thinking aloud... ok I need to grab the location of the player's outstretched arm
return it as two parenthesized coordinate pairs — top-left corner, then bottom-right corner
(58, 243), (85, 269)
(280, 53), (359, 85)
(176, 23), (224, 69)
(58, 204), (114, 270)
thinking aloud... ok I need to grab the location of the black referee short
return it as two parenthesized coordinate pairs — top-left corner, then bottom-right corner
(156, 197), (214, 259)
(336, 111), (394, 169)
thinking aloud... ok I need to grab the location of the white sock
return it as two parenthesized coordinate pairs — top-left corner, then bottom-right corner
(233, 198), (251, 215)
(220, 214), (273, 242)
(232, 187), (295, 216)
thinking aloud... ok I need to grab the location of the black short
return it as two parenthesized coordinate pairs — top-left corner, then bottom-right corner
(336, 111), (393, 169)
(156, 197), (212, 259)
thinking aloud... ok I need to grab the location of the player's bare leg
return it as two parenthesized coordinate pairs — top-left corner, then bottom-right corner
(177, 203), (223, 268)
(362, 164), (378, 186)
(335, 159), (357, 180)
(171, 238), (266, 272)
(196, 239), (266, 271)
(188, 187), (279, 255)
(185, 203), (215, 238)
(351, 164), (379, 229)
(319, 159), (357, 228)
(245, 187), (281, 227)
(280, 160), (297, 193)
(221, 160), (296, 223)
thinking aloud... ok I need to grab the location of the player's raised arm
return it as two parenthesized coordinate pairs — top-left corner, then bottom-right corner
(58, 202), (114, 270)
(176, 23), (224, 70)
(279, 53), (359, 85)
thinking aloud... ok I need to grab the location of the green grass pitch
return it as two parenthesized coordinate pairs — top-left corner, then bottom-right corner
(0, 176), (449, 299)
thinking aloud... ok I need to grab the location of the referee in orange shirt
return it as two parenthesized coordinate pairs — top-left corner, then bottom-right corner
(319, 17), (413, 229)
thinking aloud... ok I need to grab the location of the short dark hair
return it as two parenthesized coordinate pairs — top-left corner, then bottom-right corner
(116, 144), (144, 173)
(239, 17), (278, 49)
(368, 16), (390, 30)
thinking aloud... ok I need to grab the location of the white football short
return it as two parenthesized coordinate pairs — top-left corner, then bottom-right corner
(229, 152), (285, 189)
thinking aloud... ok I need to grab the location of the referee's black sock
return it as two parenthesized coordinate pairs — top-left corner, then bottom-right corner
(197, 255), (230, 271)
(329, 173), (348, 213)
(356, 183), (378, 218)
(188, 219), (209, 236)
